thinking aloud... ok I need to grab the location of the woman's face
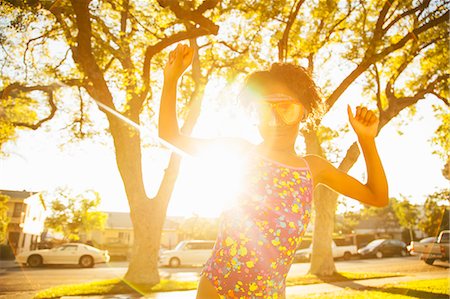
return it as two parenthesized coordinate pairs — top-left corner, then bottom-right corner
(254, 83), (306, 145)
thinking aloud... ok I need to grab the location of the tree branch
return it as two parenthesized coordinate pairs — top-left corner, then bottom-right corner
(327, 9), (448, 109)
(373, 64), (382, 112)
(1, 83), (57, 130)
(374, 10), (449, 61)
(278, 0), (305, 62)
(121, 0), (130, 34)
(383, 0), (431, 34)
(158, 0), (219, 34)
(141, 26), (218, 101)
(69, 0), (115, 110)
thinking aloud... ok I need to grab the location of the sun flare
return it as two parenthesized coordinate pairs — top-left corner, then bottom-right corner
(171, 142), (249, 217)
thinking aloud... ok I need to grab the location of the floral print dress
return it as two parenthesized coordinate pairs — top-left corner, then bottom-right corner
(201, 155), (314, 298)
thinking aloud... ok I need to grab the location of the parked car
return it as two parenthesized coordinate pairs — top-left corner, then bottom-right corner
(15, 243), (110, 268)
(158, 240), (215, 267)
(417, 230), (449, 265)
(407, 237), (437, 256)
(295, 240), (358, 262)
(358, 239), (407, 259)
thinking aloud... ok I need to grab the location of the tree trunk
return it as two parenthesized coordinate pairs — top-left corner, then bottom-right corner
(105, 118), (159, 285)
(309, 186), (338, 275)
(304, 130), (361, 276)
(112, 74), (203, 286)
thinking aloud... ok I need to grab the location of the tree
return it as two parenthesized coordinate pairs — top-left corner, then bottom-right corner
(431, 106), (450, 180)
(1, 0), (224, 287)
(418, 189), (450, 236)
(392, 196), (419, 242)
(44, 189), (106, 241)
(360, 198), (400, 234)
(0, 194), (10, 243)
(334, 210), (361, 235)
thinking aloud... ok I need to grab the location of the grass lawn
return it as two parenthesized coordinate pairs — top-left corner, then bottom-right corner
(33, 272), (400, 298)
(290, 278), (449, 299)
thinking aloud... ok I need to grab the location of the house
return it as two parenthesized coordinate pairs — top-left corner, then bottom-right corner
(0, 189), (47, 255)
(90, 212), (181, 260)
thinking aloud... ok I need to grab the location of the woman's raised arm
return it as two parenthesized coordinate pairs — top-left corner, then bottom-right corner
(305, 105), (389, 207)
(159, 44), (248, 156)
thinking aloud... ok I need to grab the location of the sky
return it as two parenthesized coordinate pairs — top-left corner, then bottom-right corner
(0, 81), (448, 218)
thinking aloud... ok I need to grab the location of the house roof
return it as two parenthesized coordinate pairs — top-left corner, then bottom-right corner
(0, 189), (39, 200)
(105, 212), (180, 230)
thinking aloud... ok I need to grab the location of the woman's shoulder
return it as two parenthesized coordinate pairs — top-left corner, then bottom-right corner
(303, 154), (329, 168)
(303, 154), (337, 181)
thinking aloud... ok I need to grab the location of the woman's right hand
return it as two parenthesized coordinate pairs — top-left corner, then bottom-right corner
(164, 44), (194, 83)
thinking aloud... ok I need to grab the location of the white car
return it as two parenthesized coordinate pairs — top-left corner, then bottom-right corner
(407, 237), (437, 256)
(16, 243), (110, 268)
(159, 240), (215, 267)
(295, 240), (358, 261)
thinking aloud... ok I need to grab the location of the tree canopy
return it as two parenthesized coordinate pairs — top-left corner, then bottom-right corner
(44, 189), (106, 241)
(0, 194), (10, 243)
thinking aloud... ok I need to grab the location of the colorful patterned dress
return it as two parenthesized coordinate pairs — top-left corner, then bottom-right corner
(201, 155), (314, 298)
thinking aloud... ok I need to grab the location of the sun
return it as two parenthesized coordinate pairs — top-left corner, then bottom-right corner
(169, 141), (250, 218)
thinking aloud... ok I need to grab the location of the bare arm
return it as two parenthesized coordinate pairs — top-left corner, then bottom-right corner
(158, 44), (247, 156)
(306, 105), (388, 207)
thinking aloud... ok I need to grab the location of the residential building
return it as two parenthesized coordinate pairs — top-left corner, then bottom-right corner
(90, 212), (181, 259)
(0, 190), (47, 255)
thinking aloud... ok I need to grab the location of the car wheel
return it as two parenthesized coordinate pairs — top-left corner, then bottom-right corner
(343, 252), (352, 260)
(375, 251), (383, 259)
(27, 255), (43, 267)
(169, 257), (180, 268)
(424, 258), (435, 265)
(79, 255), (94, 268)
(400, 249), (407, 257)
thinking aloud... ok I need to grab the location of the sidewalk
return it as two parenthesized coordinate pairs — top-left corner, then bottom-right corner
(59, 271), (449, 299)
(0, 260), (18, 269)
(0, 260), (18, 274)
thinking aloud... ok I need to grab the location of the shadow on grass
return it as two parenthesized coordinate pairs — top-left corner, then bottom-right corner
(315, 272), (369, 291)
(377, 286), (449, 299)
(109, 280), (144, 295)
(314, 274), (447, 299)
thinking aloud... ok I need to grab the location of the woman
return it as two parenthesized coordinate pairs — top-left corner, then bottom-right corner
(159, 44), (388, 299)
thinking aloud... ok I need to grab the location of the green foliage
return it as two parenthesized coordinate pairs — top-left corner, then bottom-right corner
(392, 196), (419, 241)
(360, 198), (399, 233)
(392, 196), (419, 229)
(290, 278), (449, 299)
(431, 105), (450, 180)
(335, 210), (361, 234)
(34, 272), (401, 298)
(418, 189), (450, 236)
(0, 194), (10, 243)
(44, 189), (107, 241)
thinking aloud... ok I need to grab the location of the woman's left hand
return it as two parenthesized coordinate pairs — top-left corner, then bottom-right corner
(347, 105), (379, 140)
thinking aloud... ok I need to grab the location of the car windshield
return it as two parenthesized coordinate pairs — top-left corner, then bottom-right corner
(420, 237), (436, 243)
(366, 239), (384, 248)
(84, 245), (101, 252)
(174, 241), (186, 251)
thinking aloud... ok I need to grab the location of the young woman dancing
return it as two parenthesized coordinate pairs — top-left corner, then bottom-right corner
(159, 44), (388, 299)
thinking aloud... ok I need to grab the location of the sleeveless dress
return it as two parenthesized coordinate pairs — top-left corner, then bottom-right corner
(201, 155), (314, 298)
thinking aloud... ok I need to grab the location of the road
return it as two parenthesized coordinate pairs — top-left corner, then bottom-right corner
(0, 256), (448, 297)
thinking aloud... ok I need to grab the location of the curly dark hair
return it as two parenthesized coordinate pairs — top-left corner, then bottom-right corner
(240, 63), (325, 124)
